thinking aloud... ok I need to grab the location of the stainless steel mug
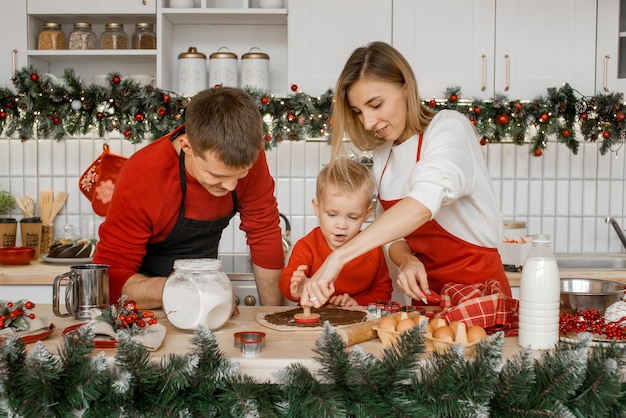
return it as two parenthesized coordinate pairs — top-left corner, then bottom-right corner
(53, 264), (109, 320)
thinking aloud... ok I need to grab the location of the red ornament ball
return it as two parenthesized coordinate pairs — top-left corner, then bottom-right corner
(514, 101), (523, 111)
(30, 73), (39, 82)
(449, 94), (458, 103)
(473, 106), (481, 115)
(214, 84), (222, 89)
(580, 112), (588, 121)
(480, 138), (487, 146)
(539, 113), (549, 123)
(163, 94), (171, 103)
(618, 112), (625, 122)
(52, 116), (61, 125)
(261, 96), (270, 105)
(134, 112), (144, 122)
(264, 134), (272, 142)
(112, 75), (121, 85)
(96, 112), (104, 120)
(158, 107), (167, 117)
(496, 114), (509, 125)
(603, 131), (611, 139)
(0, 111), (6, 120)
(290, 84), (298, 92)
(123, 130), (132, 138)
(470, 119), (477, 126)
(561, 129), (571, 138)
(287, 112), (296, 122)
(429, 99), (437, 108)
(534, 148), (543, 157)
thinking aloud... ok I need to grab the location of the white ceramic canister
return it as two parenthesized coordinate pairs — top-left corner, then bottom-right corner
(162, 258), (235, 331)
(178, 46), (207, 97)
(241, 47), (270, 91)
(209, 47), (238, 88)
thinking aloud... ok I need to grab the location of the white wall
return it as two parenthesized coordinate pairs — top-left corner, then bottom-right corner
(1, 132), (625, 255)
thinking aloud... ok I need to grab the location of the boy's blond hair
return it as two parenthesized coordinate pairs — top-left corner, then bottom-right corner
(316, 157), (375, 206)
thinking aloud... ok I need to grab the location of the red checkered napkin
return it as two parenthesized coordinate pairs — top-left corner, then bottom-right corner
(438, 280), (519, 336)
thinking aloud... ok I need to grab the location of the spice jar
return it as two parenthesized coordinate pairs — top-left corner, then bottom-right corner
(38, 23), (66, 50)
(68, 23), (97, 50)
(132, 23), (156, 49)
(162, 259), (235, 331)
(209, 47), (238, 88)
(178, 46), (207, 97)
(100, 23), (128, 50)
(241, 47), (270, 91)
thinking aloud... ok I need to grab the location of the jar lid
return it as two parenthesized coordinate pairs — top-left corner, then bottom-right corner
(0, 218), (17, 223)
(105, 23), (124, 29)
(135, 22), (154, 29)
(242, 47), (269, 60)
(210, 47), (237, 59)
(503, 221), (526, 229)
(43, 22), (62, 30)
(73, 22), (92, 29)
(173, 258), (223, 270)
(179, 46), (206, 59)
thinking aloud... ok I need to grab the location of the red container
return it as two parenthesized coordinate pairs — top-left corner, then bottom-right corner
(0, 246), (35, 265)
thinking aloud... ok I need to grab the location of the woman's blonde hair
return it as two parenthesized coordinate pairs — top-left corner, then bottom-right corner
(316, 157), (375, 207)
(330, 41), (435, 157)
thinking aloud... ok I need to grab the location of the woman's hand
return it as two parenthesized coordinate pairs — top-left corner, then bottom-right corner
(300, 252), (341, 307)
(396, 255), (431, 303)
(328, 293), (358, 307)
(289, 265), (308, 299)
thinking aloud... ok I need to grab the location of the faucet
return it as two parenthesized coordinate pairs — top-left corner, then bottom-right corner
(605, 217), (626, 250)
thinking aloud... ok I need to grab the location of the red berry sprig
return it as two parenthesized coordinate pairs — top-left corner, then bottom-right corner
(111, 299), (158, 332)
(559, 308), (626, 340)
(0, 300), (36, 330)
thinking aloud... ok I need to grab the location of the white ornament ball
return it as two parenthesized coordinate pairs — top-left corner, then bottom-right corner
(604, 300), (626, 324)
(71, 99), (82, 110)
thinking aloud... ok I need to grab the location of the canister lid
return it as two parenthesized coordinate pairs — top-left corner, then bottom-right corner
(73, 22), (92, 29)
(135, 23), (154, 30)
(503, 221), (526, 229)
(242, 47), (269, 60)
(105, 23), (124, 30)
(43, 23), (62, 30)
(178, 46), (206, 60)
(210, 47), (237, 59)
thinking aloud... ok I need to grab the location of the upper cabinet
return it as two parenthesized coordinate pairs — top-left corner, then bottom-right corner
(0, 2), (28, 88)
(393, 0), (597, 100)
(596, 0), (626, 95)
(287, 0), (392, 97)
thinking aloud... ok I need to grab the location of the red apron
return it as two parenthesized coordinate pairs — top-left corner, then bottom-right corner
(378, 134), (511, 300)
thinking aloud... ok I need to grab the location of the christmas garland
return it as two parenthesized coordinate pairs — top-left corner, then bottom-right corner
(0, 67), (624, 155)
(1, 322), (626, 417)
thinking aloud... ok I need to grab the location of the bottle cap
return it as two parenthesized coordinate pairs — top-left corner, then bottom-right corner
(531, 234), (550, 243)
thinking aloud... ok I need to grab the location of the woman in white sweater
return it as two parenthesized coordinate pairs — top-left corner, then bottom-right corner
(302, 41), (510, 308)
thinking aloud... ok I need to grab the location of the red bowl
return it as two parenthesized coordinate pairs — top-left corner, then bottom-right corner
(0, 246), (36, 265)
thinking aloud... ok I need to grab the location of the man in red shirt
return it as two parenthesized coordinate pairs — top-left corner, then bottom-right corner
(94, 88), (285, 308)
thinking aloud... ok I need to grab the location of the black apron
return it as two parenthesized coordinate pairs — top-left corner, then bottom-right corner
(140, 139), (237, 277)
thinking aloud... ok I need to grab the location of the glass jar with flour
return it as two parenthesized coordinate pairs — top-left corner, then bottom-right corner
(162, 258), (235, 331)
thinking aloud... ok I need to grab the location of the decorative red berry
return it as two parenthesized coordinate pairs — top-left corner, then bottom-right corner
(112, 75), (121, 85)
(28, 313), (35, 319)
(496, 114), (509, 125)
(134, 113), (144, 122)
(7, 302), (13, 308)
(603, 131), (610, 139)
(124, 300), (139, 312)
(534, 148), (543, 157)
(163, 94), (171, 103)
(24, 301), (34, 310)
(261, 96), (270, 105)
(290, 84), (298, 92)
(264, 134), (272, 142)
(96, 112), (104, 120)
(31, 73), (39, 82)
(580, 112), (588, 121)
(480, 138), (487, 146)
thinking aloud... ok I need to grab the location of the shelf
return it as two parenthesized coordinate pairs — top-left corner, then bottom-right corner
(161, 8), (287, 25)
(27, 0), (157, 15)
(28, 50), (157, 64)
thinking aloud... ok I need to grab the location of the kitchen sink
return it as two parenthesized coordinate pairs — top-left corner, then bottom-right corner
(555, 254), (626, 270)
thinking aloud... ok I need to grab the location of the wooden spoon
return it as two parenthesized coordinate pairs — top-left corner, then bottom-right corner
(48, 191), (68, 222)
(13, 195), (29, 217)
(39, 190), (53, 224)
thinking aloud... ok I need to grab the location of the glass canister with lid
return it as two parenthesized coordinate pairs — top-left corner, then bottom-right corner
(38, 23), (66, 50)
(101, 23), (128, 50)
(69, 22), (97, 50)
(132, 23), (156, 49)
(162, 258), (235, 331)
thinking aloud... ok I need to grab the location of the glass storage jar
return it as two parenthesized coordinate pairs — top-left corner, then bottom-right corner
(38, 23), (66, 50)
(132, 23), (156, 49)
(162, 258), (234, 331)
(69, 23), (97, 50)
(100, 23), (128, 50)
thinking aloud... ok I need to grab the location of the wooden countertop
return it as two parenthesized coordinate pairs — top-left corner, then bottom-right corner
(25, 305), (528, 382)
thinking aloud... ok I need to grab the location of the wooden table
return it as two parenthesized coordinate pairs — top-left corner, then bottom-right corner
(27, 304), (528, 382)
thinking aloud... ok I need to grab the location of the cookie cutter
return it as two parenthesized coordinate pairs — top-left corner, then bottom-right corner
(233, 331), (266, 356)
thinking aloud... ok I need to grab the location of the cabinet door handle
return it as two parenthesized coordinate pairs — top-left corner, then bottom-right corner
(604, 55), (610, 92)
(11, 49), (17, 76)
(481, 54), (487, 91)
(504, 54), (510, 92)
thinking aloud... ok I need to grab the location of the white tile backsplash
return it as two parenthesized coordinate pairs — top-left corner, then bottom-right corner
(1, 134), (625, 255)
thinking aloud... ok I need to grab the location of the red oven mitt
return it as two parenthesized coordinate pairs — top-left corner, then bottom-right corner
(437, 280), (519, 336)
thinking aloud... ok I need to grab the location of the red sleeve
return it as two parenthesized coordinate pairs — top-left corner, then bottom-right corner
(348, 247), (393, 305)
(237, 147), (284, 270)
(279, 230), (321, 301)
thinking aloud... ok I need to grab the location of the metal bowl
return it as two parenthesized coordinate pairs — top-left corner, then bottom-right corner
(560, 278), (625, 314)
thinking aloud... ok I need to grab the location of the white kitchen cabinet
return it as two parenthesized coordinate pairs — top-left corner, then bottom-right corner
(596, 0), (626, 94)
(0, 2), (28, 89)
(393, 0), (597, 100)
(287, 0), (392, 97)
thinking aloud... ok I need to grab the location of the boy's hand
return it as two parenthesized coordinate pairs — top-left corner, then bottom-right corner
(289, 265), (308, 299)
(328, 293), (358, 307)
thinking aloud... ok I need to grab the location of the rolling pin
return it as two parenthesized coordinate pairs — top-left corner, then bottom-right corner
(337, 318), (381, 346)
